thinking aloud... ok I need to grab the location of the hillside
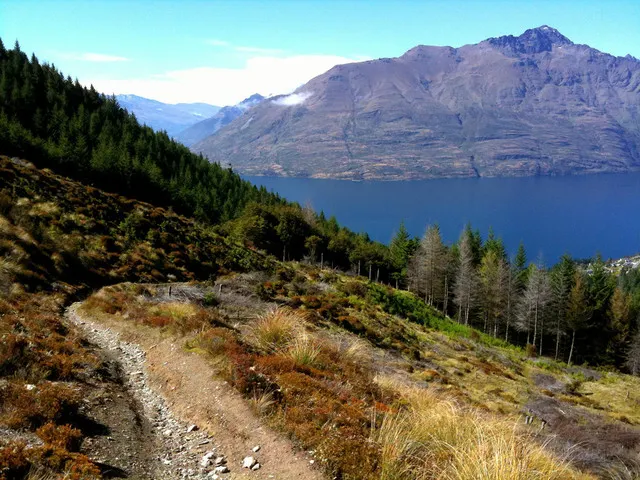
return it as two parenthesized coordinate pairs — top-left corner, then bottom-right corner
(1, 156), (639, 479)
(176, 94), (264, 147)
(115, 94), (220, 136)
(195, 26), (640, 180)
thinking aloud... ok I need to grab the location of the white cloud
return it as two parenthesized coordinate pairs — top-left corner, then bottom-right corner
(84, 54), (362, 106)
(59, 52), (130, 62)
(272, 91), (313, 106)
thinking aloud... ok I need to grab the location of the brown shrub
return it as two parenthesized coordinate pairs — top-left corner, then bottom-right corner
(192, 327), (242, 358)
(525, 343), (537, 358)
(145, 315), (172, 328)
(0, 441), (30, 479)
(36, 422), (82, 451)
(341, 280), (367, 297)
(29, 446), (101, 479)
(0, 441), (100, 480)
(0, 382), (81, 430)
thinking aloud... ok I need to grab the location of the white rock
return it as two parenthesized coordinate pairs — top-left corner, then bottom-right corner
(187, 424), (199, 432)
(201, 451), (215, 467)
(252, 445), (261, 452)
(207, 473), (219, 479)
(163, 429), (172, 437)
(214, 456), (226, 465)
(242, 456), (257, 469)
(251, 463), (261, 471)
(213, 465), (229, 473)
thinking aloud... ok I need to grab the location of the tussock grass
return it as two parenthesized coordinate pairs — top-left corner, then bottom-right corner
(342, 338), (370, 363)
(287, 334), (321, 366)
(248, 391), (276, 415)
(374, 382), (593, 480)
(250, 307), (304, 352)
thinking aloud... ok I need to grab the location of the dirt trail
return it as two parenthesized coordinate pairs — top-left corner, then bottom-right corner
(67, 303), (324, 480)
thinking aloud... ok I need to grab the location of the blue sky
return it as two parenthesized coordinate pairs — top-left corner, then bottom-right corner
(2, 0), (639, 105)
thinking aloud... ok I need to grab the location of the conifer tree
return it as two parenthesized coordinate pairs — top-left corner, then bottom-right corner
(626, 331), (640, 375)
(566, 271), (592, 365)
(389, 220), (411, 288)
(608, 287), (632, 364)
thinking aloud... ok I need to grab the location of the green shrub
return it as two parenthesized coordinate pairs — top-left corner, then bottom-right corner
(202, 291), (219, 307)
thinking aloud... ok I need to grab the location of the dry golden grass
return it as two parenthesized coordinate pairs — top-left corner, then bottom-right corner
(148, 301), (198, 321)
(342, 337), (370, 363)
(287, 334), (321, 366)
(373, 380), (594, 480)
(249, 307), (304, 352)
(28, 201), (60, 218)
(248, 391), (277, 415)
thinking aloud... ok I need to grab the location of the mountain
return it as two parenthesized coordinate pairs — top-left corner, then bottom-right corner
(175, 93), (265, 146)
(194, 26), (640, 180)
(115, 94), (220, 136)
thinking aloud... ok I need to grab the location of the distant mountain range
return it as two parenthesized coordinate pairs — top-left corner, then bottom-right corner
(194, 26), (640, 180)
(115, 94), (219, 136)
(176, 94), (264, 146)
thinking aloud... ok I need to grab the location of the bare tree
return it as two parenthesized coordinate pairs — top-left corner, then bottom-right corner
(626, 330), (640, 376)
(480, 250), (508, 336)
(550, 255), (575, 360)
(503, 262), (518, 343)
(515, 264), (551, 349)
(422, 225), (447, 305)
(453, 230), (478, 325)
(408, 224), (451, 311)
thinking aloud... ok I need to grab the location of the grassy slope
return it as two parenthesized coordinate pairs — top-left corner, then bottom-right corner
(0, 155), (273, 479)
(1, 155), (638, 479)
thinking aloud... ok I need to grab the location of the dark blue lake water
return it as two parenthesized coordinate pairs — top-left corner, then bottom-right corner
(244, 173), (640, 263)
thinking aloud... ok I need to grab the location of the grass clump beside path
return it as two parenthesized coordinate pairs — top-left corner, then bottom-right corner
(374, 381), (595, 480)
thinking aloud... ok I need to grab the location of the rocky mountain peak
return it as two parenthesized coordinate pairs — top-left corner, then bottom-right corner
(487, 25), (573, 54)
(195, 26), (640, 181)
(239, 93), (265, 106)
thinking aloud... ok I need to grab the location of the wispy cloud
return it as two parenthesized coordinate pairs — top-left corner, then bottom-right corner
(59, 52), (130, 62)
(206, 39), (284, 55)
(85, 54), (364, 106)
(272, 91), (313, 106)
(206, 39), (230, 47)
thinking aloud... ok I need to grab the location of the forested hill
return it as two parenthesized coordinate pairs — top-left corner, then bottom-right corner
(0, 39), (282, 223)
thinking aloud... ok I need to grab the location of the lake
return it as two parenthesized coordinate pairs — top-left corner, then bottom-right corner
(244, 173), (640, 263)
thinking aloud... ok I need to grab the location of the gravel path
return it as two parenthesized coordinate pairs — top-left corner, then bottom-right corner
(67, 303), (230, 479)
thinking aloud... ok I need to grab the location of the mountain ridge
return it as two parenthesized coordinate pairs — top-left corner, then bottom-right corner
(116, 94), (220, 136)
(195, 26), (640, 180)
(175, 93), (264, 146)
